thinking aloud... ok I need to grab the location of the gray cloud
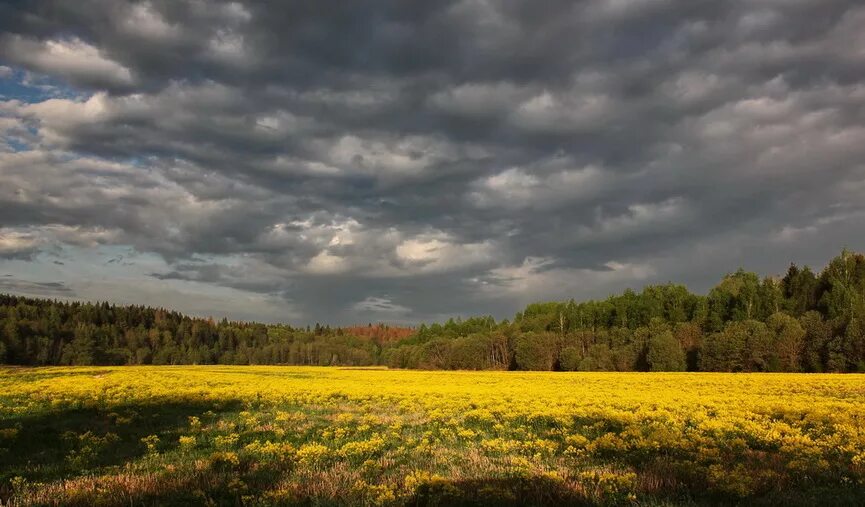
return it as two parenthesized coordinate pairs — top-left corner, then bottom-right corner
(0, 276), (74, 297)
(1, 0), (864, 324)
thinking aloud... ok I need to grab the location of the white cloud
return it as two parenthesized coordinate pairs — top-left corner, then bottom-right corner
(124, 2), (180, 41)
(221, 2), (253, 23)
(0, 229), (41, 257)
(396, 237), (450, 263)
(323, 134), (459, 177)
(208, 29), (248, 65)
(0, 225), (117, 258)
(470, 160), (609, 209)
(428, 82), (525, 119)
(0, 35), (134, 88)
(352, 296), (411, 315)
(662, 71), (728, 105)
(395, 233), (494, 273)
(585, 0), (671, 21)
(573, 197), (689, 243)
(305, 250), (349, 274)
(14, 93), (110, 145)
(476, 256), (656, 303)
(510, 90), (611, 133)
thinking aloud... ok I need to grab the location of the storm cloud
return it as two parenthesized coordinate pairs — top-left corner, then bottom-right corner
(1, 0), (864, 324)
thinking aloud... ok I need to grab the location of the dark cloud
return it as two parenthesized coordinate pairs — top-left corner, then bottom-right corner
(1, 0), (864, 323)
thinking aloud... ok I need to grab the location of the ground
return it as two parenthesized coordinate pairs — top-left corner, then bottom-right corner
(1, 366), (864, 505)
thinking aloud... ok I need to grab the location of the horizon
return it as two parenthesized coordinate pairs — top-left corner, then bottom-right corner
(0, 253), (839, 326)
(0, 247), (849, 327)
(2, 1), (865, 325)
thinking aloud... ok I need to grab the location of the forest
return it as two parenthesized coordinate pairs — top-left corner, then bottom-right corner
(1, 249), (864, 372)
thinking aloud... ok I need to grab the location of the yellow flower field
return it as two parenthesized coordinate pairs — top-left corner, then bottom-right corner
(1, 366), (864, 505)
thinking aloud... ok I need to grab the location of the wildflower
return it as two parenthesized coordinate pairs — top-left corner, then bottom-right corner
(179, 435), (196, 449)
(140, 434), (160, 455)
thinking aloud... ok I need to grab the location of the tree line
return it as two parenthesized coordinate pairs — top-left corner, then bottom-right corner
(2, 249), (864, 372)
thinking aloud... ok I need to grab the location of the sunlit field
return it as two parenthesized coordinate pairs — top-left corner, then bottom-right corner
(1, 367), (864, 505)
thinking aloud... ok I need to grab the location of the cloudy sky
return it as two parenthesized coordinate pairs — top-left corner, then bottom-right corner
(1, 0), (864, 324)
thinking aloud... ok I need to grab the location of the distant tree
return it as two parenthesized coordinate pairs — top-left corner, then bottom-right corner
(1, 313), (21, 363)
(1, 249), (864, 372)
(60, 324), (98, 365)
(610, 344), (638, 372)
(701, 319), (773, 372)
(135, 346), (152, 365)
(559, 346), (583, 371)
(843, 317), (865, 372)
(799, 311), (831, 372)
(740, 320), (773, 372)
(644, 322), (686, 372)
(781, 264), (818, 316)
(818, 249), (865, 320)
(674, 322), (703, 371)
(514, 332), (558, 370)
(757, 277), (784, 321)
(420, 338), (451, 369)
(707, 270), (763, 330)
(766, 312), (805, 372)
(579, 344), (614, 371)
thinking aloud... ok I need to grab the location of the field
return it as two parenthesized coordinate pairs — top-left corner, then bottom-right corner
(0, 367), (864, 506)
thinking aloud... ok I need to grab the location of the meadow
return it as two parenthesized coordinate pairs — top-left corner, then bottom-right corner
(0, 367), (864, 506)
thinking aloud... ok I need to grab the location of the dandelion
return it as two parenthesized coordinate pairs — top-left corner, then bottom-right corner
(179, 435), (196, 449)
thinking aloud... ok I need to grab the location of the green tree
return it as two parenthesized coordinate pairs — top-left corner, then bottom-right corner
(514, 332), (558, 370)
(701, 320), (771, 372)
(781, 264), (818, 315)
(799, 311), (831, 372)
(645, 324), (686, 371)
(706, 270), (762, 331)
(66, 324), (98, 365)
(843, 317), (865, 372)
(673, 322), (703, 371)
(579, 344), (614, 371)
(757, 277), (783, 321)
(1, 313), (21, 363)
(741, 320), (773, 371)
(420, 338), (451, 369)
(818, 249), (865, 320)
(559, 346), (583, 371)
(766, 312), (805, 372)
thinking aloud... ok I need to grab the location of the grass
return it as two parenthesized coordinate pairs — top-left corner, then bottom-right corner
(0, 366), (864, 505)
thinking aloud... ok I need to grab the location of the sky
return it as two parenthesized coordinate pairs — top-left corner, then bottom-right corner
(1, 0), (864, 325)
